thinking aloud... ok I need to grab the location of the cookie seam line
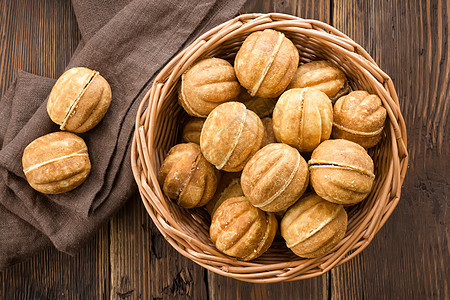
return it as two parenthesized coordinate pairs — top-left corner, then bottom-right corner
(23, 150), (88, 174)
(253, 152), (301, 208)
(217, 106), (247, 170)
(244, 213), (274, 260)
(61, 71), (99, 130)
(250, 31), (284, 96)
(333, 122), (384, 136)
(176, 151), (202, 207)
(296, 88), (306, 149)
(285, 206), (340, 248)
(309, 162), (375, 178)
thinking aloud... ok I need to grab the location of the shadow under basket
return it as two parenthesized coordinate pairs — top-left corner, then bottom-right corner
(131, 13), (408, 283)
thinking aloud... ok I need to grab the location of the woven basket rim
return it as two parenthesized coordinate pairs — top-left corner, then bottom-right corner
(131, 12), (409, 283)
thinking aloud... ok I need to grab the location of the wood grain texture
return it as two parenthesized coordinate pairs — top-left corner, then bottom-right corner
(109, 196), (208, 300)
(0, 0), (448, 299)
(0, 227), (110, 299)
(332, 0), (449, 299)
(0, 0), (80, 97)
(0, 0), (110, 299)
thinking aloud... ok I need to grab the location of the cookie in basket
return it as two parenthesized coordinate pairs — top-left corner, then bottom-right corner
(178, 57), (241, 118)
(332, 90), (387, 148)
(287, 60), (350, 102)
(241, 143), (309, 212)
(281, 193), (347, 258)
(205, 171), (243, 217)
(210, 196), (277, 261)
(200, 102), (264, 172)
(158, 143), (219, 208)
(308, 139), (375, 205)
(182, 117), (205, 145)
(235, 29), (299, 98)
(273, 87), (333, 152)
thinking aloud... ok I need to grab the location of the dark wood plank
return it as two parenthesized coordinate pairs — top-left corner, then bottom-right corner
(109, 195), (209, 300)
(0, 227), (110, 300)
(331, 0), (449, 299)
(205, 2), (331, 299)
(0, 0), (447, 299)
(241, 0), (331, 23)
(0, 0), (110, 299)
(0, 0), (80, 97)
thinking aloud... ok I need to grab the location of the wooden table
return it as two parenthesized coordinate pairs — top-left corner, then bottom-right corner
(0, 0), (448, 299)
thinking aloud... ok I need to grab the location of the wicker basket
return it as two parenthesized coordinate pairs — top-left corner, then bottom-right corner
(131, 13), (408, 283)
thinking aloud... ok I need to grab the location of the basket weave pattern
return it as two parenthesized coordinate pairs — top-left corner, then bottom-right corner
(131, 13), (408, 283)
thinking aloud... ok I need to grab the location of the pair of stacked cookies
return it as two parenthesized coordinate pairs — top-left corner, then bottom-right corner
(159, 29), (386, 260)
(22, 67), (111, 194)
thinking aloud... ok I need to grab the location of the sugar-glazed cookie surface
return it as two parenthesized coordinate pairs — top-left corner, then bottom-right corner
(182, 117), (205, 145)
(205, 172), (244, 217)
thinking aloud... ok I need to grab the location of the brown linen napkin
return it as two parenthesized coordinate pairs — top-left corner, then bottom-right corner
(0, 0), (245, 269)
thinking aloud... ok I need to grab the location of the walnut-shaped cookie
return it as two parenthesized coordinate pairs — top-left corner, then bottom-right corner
(178, 58), (241, 117)
(182, 118), (205, 144)
(332, 91), (387, 148)
(309, 139), (375, 205)
(47, 67), (111, 133)
(273, 87), (333, 152)
(22, 132), (91, 194)
(241, 143), (309, 212)
(281, 193), (347, 258)
(200, 102), (264, 172)
(235, 29), (299, 98)
(260, 118), (276, 148)
(287, 60), (350, 102)
(205, 172), (243, 216)
(210, 196), (277, 261)
(158, 143), (219, 208)
(238, 89), (278, 118)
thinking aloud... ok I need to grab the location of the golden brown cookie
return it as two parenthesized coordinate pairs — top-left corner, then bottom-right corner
(235, 29), (299, 98)
(287, 60), (349, 102)
(22, 132), (91, 194)
(205, 171), (243, 216)
(308, 139), (375, 205)
(182, 117), (205, 144)
(200, 102), (264, 172)
(47, 67), (111, 133)
(332, 91), (387, 148)
(241, 143), (309, 212)
(238, 89), (278, 118)
(260, 118), (277, 148)
(273, 87), (333, 152)
(210, 196), (277, 261)
(158, 143), (219, 208)
(178, 57), (241, 117)
(281, 193), (347, 258)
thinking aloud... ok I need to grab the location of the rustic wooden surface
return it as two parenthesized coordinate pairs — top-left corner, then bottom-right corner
(0, 0), (448, 299)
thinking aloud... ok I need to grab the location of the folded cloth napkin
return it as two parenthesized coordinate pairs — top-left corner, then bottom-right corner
(0, 0), (245, 269)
